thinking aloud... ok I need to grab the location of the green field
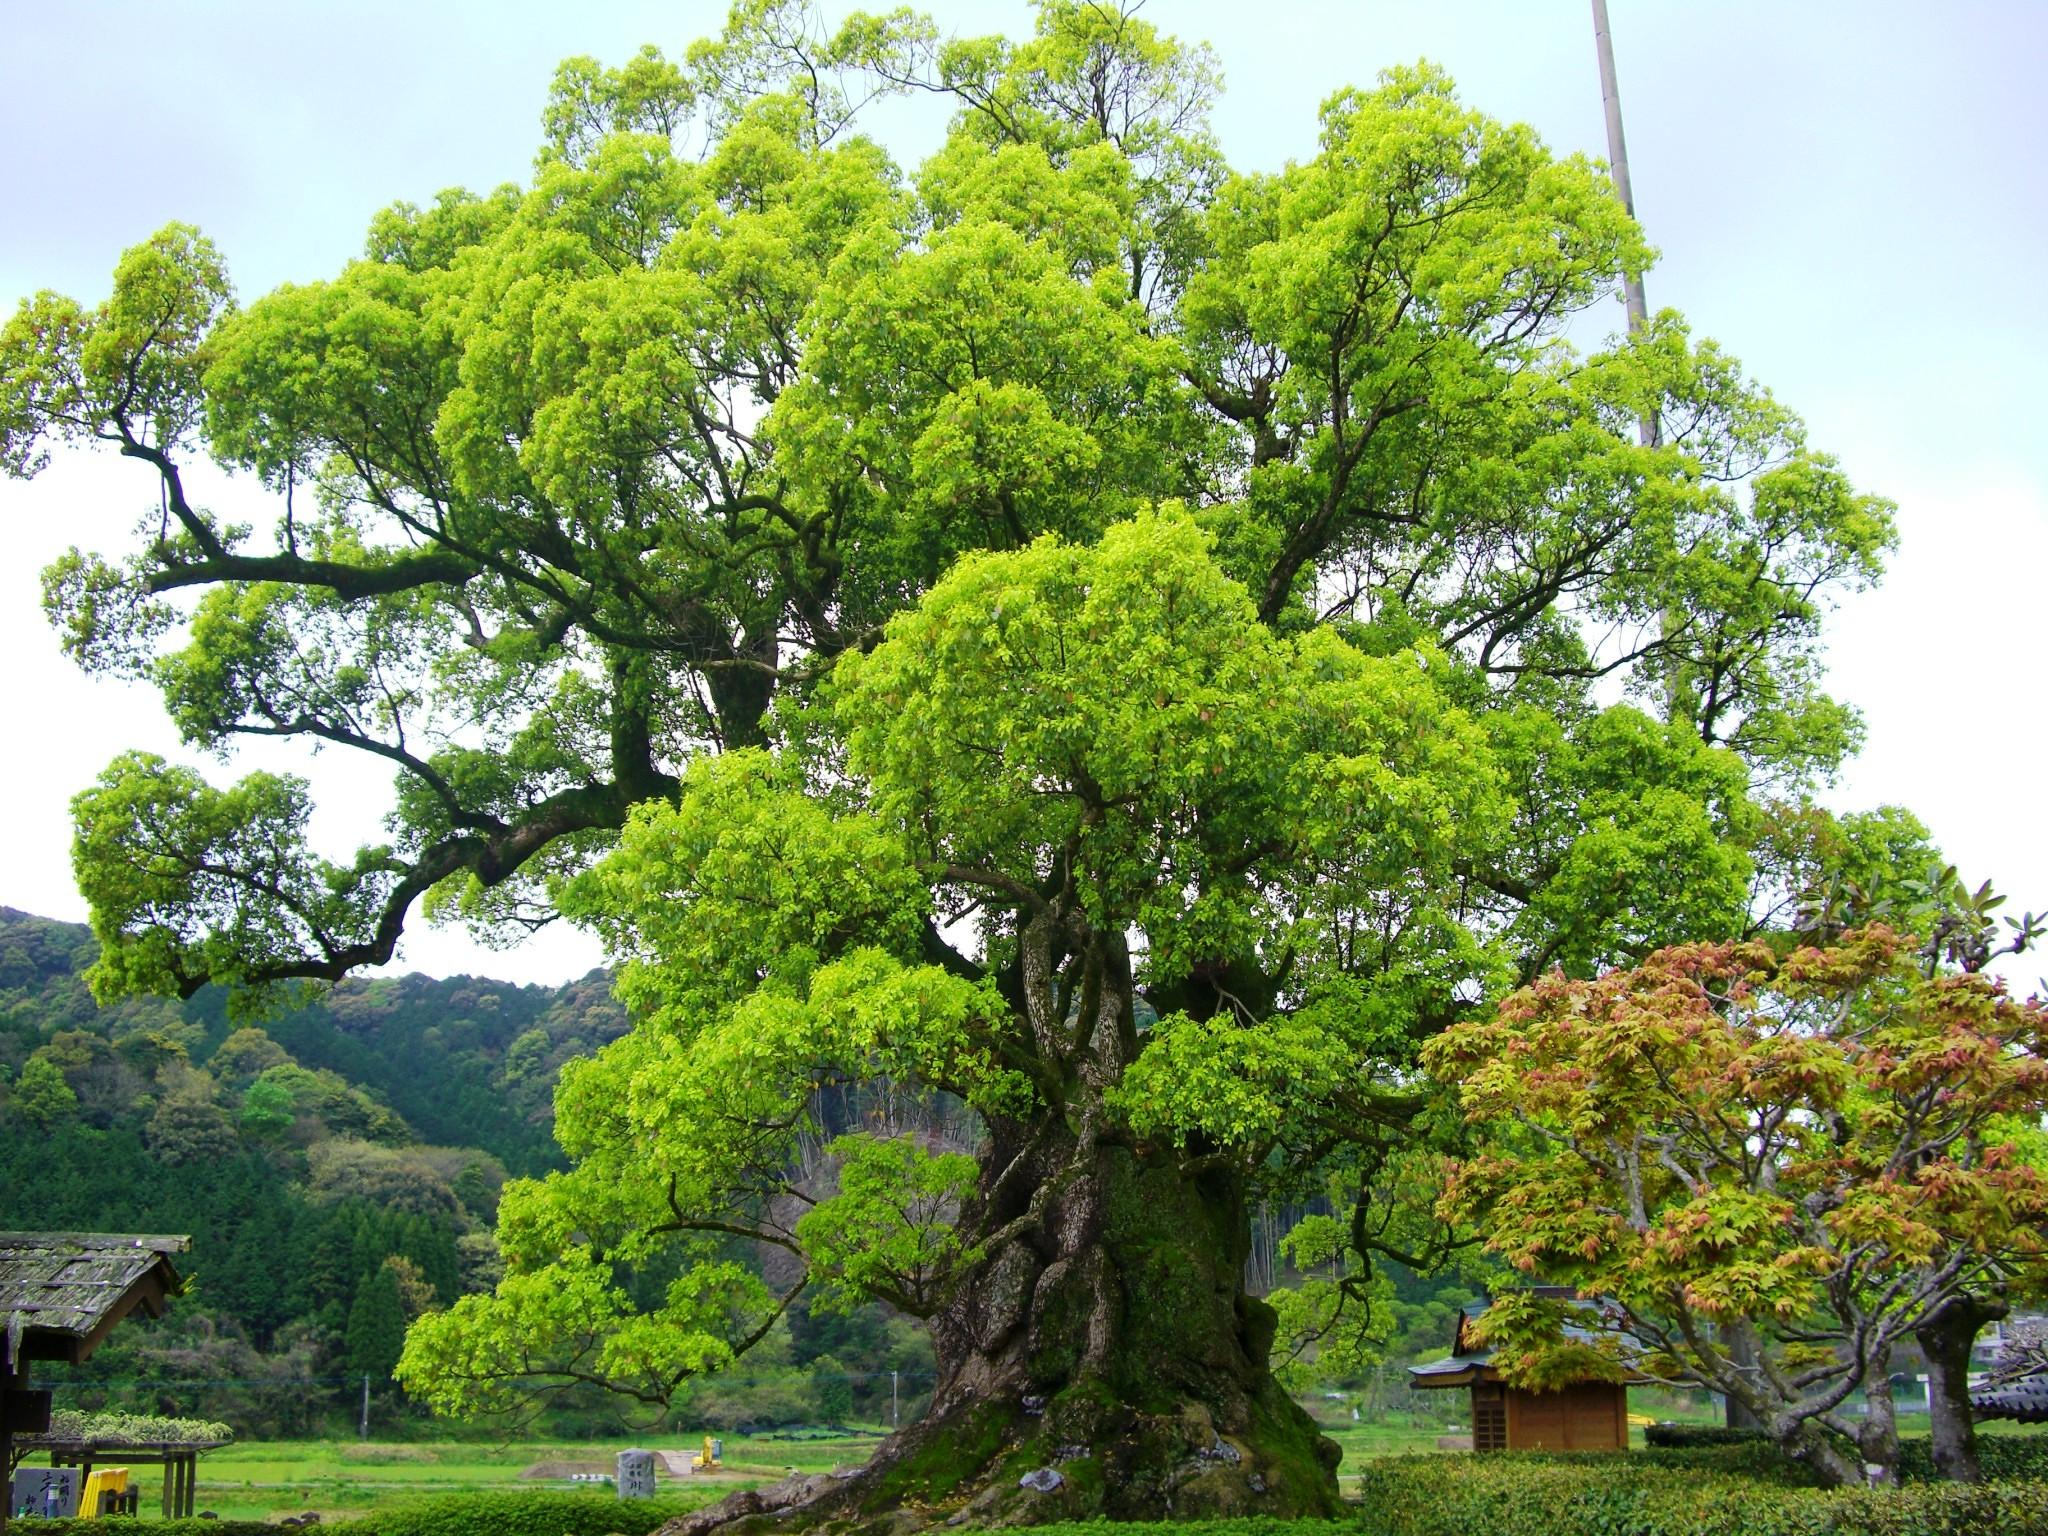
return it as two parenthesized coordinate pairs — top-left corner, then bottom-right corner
(90, 1408), (2048, 1523)
(181, 1431), (886, 1523)
(181, 1418), (1460, 1521)
(164, 1420), (1564, 1520)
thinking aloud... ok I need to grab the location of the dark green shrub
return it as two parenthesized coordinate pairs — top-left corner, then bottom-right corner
(349, 1490), (705, 1536)
(1897, 1431), (2048, 1484)
(30, 1490), (716, 1536)
(1645, 1423), (1772, 1449)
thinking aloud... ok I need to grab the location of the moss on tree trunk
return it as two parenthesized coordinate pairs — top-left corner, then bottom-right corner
(669, 1133), (1341, 1533)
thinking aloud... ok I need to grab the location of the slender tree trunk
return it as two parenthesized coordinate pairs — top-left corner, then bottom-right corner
(1722, 1325), (1765, 1430)
(1918, 1296), (2003, 1483)
(1773, 1417), (1866, 1490)
(1856, 1355), (1899, 1486)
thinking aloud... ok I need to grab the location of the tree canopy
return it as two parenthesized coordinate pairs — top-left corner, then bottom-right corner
(2, 0), (1888, 1007)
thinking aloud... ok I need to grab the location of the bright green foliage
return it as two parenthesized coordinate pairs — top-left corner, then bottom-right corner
(797, 1134), (982, 1315)
(11, 1053), (79, 1125)
(0, 223), (231, 477)
(70, 754), (393, 1008)
(1, 1), (1887, 1007)
(402, 508), (1508, 1409)
(237, 1073), (294, 1138)
(833, 508), (1504, 983)
(1427, 927), (2048, 1483)
(1262, 1213), (1394, 1387)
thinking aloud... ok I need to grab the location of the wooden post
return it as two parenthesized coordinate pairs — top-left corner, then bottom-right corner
(1, 1361), (15, 1536)
(0, 1368), (51, 1534)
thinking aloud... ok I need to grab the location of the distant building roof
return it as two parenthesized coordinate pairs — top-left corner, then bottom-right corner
(1972, 1376), (2048, 1425)
(1, 1232), (188, 1370)
(1408, 1351), (1496, 1389)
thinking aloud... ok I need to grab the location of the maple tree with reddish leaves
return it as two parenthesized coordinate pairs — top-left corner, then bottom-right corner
(1426, 925), (2048, 1487)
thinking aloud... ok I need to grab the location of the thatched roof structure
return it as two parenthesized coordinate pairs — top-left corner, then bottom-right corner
(0, 1233), (187, 1371)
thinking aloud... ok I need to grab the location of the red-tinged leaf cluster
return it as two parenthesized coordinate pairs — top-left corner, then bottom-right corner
(1422, 926), (2048, 1453)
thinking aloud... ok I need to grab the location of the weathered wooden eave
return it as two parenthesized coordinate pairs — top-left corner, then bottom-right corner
(1, 1233), (189, 1372)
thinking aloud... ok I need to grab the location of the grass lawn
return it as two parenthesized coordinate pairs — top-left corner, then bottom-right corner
(174, 1408), (1669, 1520)
(186, 1429), (889, 1522)
(190, 1415), (1464, 1521)
(119, 1409), (2048, 1521)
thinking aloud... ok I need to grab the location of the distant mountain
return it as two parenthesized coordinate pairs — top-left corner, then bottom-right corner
(0, 904), (637, 1419)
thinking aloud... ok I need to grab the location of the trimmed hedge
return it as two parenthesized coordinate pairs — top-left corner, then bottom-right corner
(37, 1409), (235, 1446)
(350, 1491), (707, 1536)
(1642, 1420), (2048, 1484)
(25, 1463), (2048, 1536)
(1900, 1432), (2048, 1484)
(1629, 1444), (1824, 1485)
(1350, 1453), (2048, 1536)
(27, 1491), (705, 1536)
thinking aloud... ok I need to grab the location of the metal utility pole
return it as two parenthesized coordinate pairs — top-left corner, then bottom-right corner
(890, 1370), (900, 1429)
(360, 1374), (371, 1439)
(1589, 0), (1658, 447)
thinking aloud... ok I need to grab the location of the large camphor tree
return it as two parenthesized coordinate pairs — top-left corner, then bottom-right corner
(1, 1), (1895, 1522)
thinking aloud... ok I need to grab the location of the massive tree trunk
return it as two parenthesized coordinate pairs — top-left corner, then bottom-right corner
(672, 1125), (1341, 1534)
(1917, 1296), (2003, 1484)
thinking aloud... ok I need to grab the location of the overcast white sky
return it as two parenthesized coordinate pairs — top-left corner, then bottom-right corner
(2, 2), (2044, 986)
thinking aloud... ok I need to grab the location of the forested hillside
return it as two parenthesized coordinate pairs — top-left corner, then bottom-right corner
(0, 907), (944, 1435)
(0, 906), (624, 1174)
(0, 908), (629, 1430)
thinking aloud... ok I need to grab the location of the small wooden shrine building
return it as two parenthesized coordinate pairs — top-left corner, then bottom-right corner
(1408, 1290), (1630, 1452)
(1, 1233), (200, 1527)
